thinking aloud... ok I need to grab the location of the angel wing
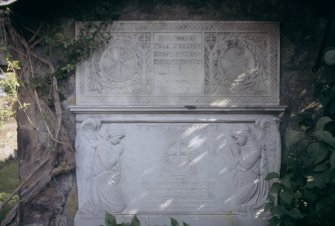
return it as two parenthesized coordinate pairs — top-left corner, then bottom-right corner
(255, 117), (281, 177)
(75, 118), (102, 210)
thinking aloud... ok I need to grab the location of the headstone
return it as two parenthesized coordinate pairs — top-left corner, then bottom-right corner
(71, 21), (284, 226)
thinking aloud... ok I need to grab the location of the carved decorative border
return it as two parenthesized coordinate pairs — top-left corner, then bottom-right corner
(75, 21), (280, 107)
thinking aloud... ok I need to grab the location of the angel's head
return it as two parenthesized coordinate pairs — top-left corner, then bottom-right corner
(100, 126), (125, 145)
(231, 125), (251, 146)
(80, 118), (101, 133)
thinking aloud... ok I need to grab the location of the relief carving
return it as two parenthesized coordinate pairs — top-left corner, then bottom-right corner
(76, 118), (126, 216)
(205, 32), (269, 95)
(75, 118), (101, 210)
(99, 45), (138, 82)
(230, 118), (279, 213)
(76, 21), (279, 106)
(86, 32), (152, 94)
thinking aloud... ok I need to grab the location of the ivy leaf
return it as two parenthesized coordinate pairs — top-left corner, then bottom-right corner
(286, 208), (304, 220)
(270, 182), (283, 193)
(183, 223), (190, 226)
(305, 180), (316, 189)
(170, 218), (180, 226)
(265, 172), (280, 180)
(130, 215), (140, 226)
(285, 128), (305, 148)
(105, 213), (117, 226)
(270, 205), (286, 216)
(268, 194), (276, 202)
(294, 190), (302, 199)
(313, 171), (330, 188)
(279, 190), (294, 204)
(264, 202), (274, 211)
(318, 93), (330, 106)
(303, 188), (319, 202)
(315, 116), (333, 131)
(314, 162), (330, 172)
(316, 198), (332, 218)
(281, 175), (292, 188)
(307, 142), (329, 164)
(329, 150), (335, 168)
(311, 130), (335, 148)
(268, 216), (280, 226)
(55, 32), (65, 40)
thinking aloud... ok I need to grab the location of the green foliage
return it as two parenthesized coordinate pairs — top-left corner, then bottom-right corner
(0, 60), (20, 126)
(9, 19), (115, 104)
(315, 82), (335, 120)
(0, 159), (19, 221)
(104, 213), (141, 226)
(104, 213), (189, 226)
(42, 21), (112, 81)
(267, 83), (335, 226)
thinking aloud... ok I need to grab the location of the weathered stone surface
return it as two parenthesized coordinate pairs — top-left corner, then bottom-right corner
(73, 114), (281, 226)
(76, 21), (279, 107)
(72, 20), (283, 226)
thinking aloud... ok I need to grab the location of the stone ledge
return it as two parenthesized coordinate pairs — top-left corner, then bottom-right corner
(69, 105), (287, 114)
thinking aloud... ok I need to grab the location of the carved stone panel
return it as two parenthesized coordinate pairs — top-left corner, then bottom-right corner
(76, 21), (279, 106)
(74, 114), (281, 226)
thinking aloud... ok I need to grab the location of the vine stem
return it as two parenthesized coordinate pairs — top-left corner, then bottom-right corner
(0, 155), (52, 211)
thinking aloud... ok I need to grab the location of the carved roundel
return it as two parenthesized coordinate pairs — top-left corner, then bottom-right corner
(219, 46), (255, 81)
(99, 45), (137, 82)
(163, 140), (193, 170)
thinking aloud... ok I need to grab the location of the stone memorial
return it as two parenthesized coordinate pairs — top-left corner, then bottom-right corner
(71, 21), (284, 226)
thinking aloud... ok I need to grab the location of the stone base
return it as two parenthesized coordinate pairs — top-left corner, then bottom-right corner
(74, 213), (268, 226)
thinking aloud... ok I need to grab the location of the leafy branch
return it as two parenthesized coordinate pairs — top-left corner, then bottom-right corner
(266, 82), (335, 226)
(104, 213), (190, 226)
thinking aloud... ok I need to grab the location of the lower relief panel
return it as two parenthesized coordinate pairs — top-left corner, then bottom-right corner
(74, 115), (281, 226)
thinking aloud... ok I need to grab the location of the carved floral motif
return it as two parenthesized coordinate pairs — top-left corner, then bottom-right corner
(204, 32), (269, 95)
(76, 21), (279, 106)
(86, 32), (152, 94)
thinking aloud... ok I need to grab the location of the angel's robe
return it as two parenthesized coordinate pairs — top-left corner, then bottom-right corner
(233, 137), (268, 210)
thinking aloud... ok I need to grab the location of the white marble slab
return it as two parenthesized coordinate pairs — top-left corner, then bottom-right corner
(76, 21), (279, 107)
(74, 113), (281, 226)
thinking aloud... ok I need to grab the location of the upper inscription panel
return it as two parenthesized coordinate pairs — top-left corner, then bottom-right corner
(76, 21), (279, 106)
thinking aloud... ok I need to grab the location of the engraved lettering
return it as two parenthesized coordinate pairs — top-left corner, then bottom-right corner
(153, 32), (204, 95)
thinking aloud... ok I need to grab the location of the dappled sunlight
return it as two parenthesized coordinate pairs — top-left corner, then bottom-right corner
(197, 204), (205, 210)
(218, 141), (228, 149)
(215, 133), (225, 140)
(253, 178), (260, 184)
(126, 191), (148, 205)
(224, 196), (234, 204)
(159, 199), (173, 210)
(188, 136), (206, 149)
(254, 208), (264, 218)
(198, 118), (218, 122)
(219, 168), (228, 174)
(307, 175), (314, 182)
(141, 167), (154, 176)
(189, 152), (208, 166)
(182, 124), (208, 137)
(210, 99), (232, 106)
(127, 208), (139, 214)
(232, 72), (248, 84)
